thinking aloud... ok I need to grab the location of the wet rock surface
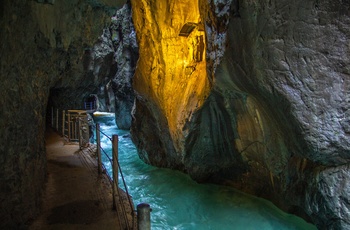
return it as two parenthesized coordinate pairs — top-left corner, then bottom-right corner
(306, 164), (350, 229)
(110, 3), (139, 129)
(45, 2), (137, 131)
(0, 0), (125, 228)
(216, 0), (350, 228)
(130, 0), (350, 228)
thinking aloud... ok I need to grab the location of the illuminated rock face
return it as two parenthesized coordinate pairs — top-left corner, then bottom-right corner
(131, 0), (350, 228)
(131, 0), (211, 168)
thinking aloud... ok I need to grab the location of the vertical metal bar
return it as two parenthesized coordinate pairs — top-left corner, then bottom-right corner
(112, 135), (119, 210)
(137, 203), (151, 230)
(62, 110), (65, 136)
(96, 123), (102, 175)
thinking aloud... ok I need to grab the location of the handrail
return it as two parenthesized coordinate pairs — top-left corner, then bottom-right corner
(84, 101), (96, 111)
(94, 122), (112, 142)
(100, 146), (113, 166)
(95, 123), (136, 230)
(77, 117), (135, 229)
(49, 107), (140, 229)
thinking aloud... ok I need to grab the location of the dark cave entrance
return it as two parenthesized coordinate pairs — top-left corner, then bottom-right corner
(84, 94), (98, 112)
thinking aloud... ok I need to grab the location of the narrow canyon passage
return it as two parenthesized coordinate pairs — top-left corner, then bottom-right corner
(1, 0), (350, 229)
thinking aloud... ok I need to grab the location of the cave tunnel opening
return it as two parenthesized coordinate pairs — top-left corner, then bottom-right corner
(84, 94), (98, 112)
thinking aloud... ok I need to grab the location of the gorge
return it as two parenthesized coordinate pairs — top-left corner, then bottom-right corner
(1, 0), (349, 229)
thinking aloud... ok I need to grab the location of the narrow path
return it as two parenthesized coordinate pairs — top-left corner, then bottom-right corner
(29, 129), (122, 230)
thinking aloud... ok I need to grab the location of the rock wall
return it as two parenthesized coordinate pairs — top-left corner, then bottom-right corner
(130, 0), (350, 228)
(130, 0), (211, 169)
(110, 2), (139, 129)
(219, 1), (350, 228)
(0, 0), (125, 228)
(49, 2), (138, 130)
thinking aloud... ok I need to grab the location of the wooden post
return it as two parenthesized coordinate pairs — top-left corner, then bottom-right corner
(56, 108), (59, 130)
(96, 123), (102, 175)
(137, 203), (151, 230)
(62, 110), (65, 136)
(78, 115), (82, 148)
(67, 113), (71, 141)
(51, 107), (54, 127)
(112, 134), (119, 210)
(74, 115), (78, 140)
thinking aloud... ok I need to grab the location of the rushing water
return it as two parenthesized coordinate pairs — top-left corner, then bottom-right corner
(94, 115), (316, 230)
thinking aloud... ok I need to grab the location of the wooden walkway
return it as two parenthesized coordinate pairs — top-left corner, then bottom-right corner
(29, 129), (124, 230)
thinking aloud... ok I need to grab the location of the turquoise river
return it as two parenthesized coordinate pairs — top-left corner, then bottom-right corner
(94, 114), (317, 230)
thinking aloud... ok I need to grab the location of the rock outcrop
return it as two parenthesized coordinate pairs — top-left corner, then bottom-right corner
(0, 0), (125, 228)
(110, 2), (139, 129)
(130, 0), (350, 228)
(58, 1), (138, 131)
(131, 0), (211, 169)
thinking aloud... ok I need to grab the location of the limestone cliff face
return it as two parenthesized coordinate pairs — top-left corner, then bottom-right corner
(0, 0), (125, 228)
(130, 0), (211, 168)
(130, 0), (350, 228)
(218, 1), (350, 228)
(50, 2), (138, 131)
(110, 3), (139, 129)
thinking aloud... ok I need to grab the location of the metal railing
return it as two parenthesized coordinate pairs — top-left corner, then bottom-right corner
(95, 123), (136, 230)
(84, 101), (96, 111)
(49, 107), (89, 147)
(49, 107), (151, 230)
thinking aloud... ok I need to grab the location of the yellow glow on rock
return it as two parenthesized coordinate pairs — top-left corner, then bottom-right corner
(131, 0), (210, 150)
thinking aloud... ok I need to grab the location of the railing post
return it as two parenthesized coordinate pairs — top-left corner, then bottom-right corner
(67, 112), (71, 141)
(71, 115), (74, 141)
(96, 123), (102, 175)
(112, 134), (119, 210)
(137, 203), (151, 230)
(51, 107), (54, 128)
(74, 115), (78, 140)
(56, 108), (59, 130)
(62, 110), (65, 136)
(78, 115), (82, 148)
